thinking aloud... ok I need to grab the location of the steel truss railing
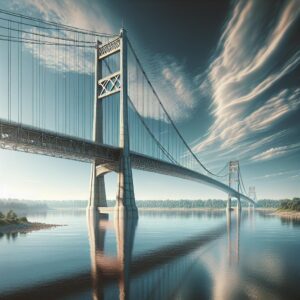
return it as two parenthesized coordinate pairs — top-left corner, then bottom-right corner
(0, 120), (120, 164)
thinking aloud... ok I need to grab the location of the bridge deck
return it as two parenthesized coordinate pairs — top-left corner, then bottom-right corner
(0, 120), (120, 165)
(0, 120), (254, 204)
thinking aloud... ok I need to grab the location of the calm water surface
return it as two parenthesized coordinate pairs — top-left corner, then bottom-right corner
(0, 209), (300, 300)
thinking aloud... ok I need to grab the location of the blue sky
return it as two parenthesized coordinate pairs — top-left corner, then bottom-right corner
(0, 0), (299, 200)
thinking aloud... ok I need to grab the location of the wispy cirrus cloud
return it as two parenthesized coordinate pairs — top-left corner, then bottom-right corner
(6, 0), (116, 74)
(10, 0), (113, 34)
(252, 142), (300, 161)
(192, 0), (300, 163)
(155, 55), (198, 121)
(128, 54), (200, 122)
(250, 169), (300, 181)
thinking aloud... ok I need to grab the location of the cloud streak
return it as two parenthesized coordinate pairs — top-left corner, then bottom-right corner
(8, 0), (115, 74)
(128, 54), (200, 122)
(251, 142), (300, 161)
(192, 0), (300, 163)
(155, 55), (199, 121)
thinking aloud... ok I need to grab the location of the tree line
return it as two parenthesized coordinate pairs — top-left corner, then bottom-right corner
(279, 198), (300, 211)
(1, 198), (299, 210)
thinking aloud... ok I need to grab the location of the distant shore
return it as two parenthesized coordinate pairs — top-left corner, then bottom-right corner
(0, 222), (63, 234)
(271, 210), (300, 219)
(255, 207), (300, 218)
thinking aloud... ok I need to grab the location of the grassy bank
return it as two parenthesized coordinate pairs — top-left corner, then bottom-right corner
(0, 210), (63, 234)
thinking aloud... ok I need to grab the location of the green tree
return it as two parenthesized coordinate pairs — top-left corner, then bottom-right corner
(6, 210), (18, 220)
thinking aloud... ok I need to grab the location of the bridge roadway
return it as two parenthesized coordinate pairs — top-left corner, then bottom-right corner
(0, 120), (254, 204)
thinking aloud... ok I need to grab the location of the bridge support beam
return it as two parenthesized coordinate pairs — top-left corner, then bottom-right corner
(89, 163), (107, 209)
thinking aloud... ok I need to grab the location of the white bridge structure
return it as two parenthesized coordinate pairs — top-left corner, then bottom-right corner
(0, 10), (255, 213)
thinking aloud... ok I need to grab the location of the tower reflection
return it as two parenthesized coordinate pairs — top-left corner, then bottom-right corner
(87, 210), (137, 300)
(226, 209), (241, 266)
(87, 210), (234, 300)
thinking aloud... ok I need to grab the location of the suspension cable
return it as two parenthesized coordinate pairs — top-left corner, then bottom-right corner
(128, 96), (179, 165)
(0, 9), (117, 38)
(127, 38), (226, 178)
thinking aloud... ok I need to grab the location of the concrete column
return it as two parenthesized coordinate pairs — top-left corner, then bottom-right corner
(235, 208), (241, 264)
(236, 197), (242, 211)
(116, 29), (137, 214)
(227, 195), (232, 211)
(226, 209), (232, 266)
(89, 163), (107, 208)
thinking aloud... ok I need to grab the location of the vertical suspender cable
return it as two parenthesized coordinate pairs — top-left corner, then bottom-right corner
(7, 20), (11, 122)
(57, 27), (61, 132)
(20, 17), (23, 124)
(38, 21), (40, 128)
(55, 25), (57, 132)
(82, 35), (86, 138)
(17, 22), (20, 124)
(31, 26), (34, 126)
(64, 42), (67, 135)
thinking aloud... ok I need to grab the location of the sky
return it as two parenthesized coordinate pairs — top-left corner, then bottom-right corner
(0, 0), (299, 201)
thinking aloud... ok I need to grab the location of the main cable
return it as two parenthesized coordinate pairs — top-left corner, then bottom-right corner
(0, 9), (117, 38)
(127, 38), (226, 178)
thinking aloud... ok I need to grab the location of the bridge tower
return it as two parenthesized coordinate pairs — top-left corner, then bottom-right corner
(227, 161), (241, 211)
(89, 40), (107, 209)
(248, 186), (256, 208)
(89, 29), (137, 213)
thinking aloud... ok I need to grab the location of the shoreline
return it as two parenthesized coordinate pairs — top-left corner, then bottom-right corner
(271, 210), (300, 219)
(0, 222), (64, 234)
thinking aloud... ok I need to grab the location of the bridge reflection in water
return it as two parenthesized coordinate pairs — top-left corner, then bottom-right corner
(87, 210), (242, 300)
(2, 210), (244, 300)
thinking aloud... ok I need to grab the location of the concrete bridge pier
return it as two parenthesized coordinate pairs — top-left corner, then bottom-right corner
(89, 163), (107, 209)
(116, 155), (138, 215)
(227, 195), (232, 211)
(236, 197), (242, 211)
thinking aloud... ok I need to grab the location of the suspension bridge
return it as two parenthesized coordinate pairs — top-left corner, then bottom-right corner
(0, 10), (255, 212)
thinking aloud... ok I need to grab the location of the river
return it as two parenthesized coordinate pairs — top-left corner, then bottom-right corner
(0, 209), (300, 299)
